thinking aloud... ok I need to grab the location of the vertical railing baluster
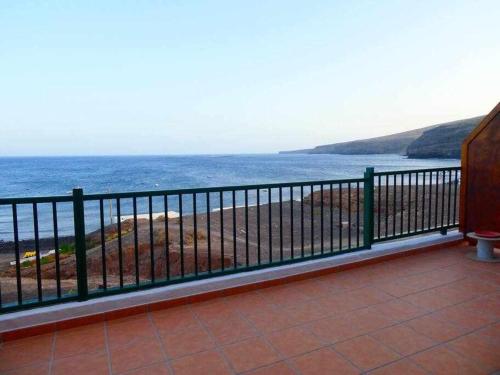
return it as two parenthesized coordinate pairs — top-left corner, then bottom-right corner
(377, 175), (381, 239)
(310, 184), (314, 255)
(149, 196), (155, 282)
(12, 204), (22, 305)
(428, 172), (433, 230)
(348, 183), (352, 249)
(133, 197), (139, 285)
(363, 168), (374, 249)
(256, 189), (261, 265)
(245, 189), (249, 267)
(392, 174), (396, 236)
(300, 185), (304, 257)
(415, 172), (419, 232)
(117, 198), (123, 287)
(290, 187), (294, 259)
(232, 190), (237, 268)
(53, 201), (62, 297)
(33, 203), (42, 301)
(434, 171), (439, 228)
(99, 199), (107, 291)
(268, 188), (272, 263)
(407, 173), (412, 234)
(441, 170), (446, 228)
(279, 187), (283, 261)
(218, 192), (222, 272)
(179, 194), (184, 277)
(385, 174), (389, 238)
(400, 174), (404, 234)
(330, 183), (333, 251)
(421, 172), (426, 231)
(73, 188), (88, 301)
(453, 170), (459, 224)
(164, 195), (170, 280)
(206, 192), (212, 273)
(320, 184), (324, 254)
(193, 193), (198, 276)
(447, 170), (452, 226)
(356, 182), (360, 248)
(338, 183), (342, 250)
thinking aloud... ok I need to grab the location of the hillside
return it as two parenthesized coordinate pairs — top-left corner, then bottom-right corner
(406, 117), (483, 158)
(280, 116), (483, 158)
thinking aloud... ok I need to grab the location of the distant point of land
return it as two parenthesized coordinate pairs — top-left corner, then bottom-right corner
(280, 116), (483, 159)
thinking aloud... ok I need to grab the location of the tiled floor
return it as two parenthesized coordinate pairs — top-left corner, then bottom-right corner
(1, 243), (499, 374)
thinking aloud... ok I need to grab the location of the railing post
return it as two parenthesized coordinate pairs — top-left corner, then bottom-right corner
(73, 188), (88, 301)
(364, 167), (375, 249)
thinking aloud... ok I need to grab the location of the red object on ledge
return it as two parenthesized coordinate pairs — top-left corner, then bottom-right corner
(474, 230), (500, 238)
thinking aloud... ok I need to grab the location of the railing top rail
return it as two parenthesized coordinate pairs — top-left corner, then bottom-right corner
(83, 177), (365, 200)
(373, 166), (461, 176)
(0, 195), (74, 205)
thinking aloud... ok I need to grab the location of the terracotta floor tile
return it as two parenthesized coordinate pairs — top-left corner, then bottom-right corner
(245, 305), (294, 334)
(110, 336), (165, 374)
(54, 324), (106, 359)
(292, 347), (360, 375)
(205, 315), (257, 345)
(476, 322), (500, 345)
(307, 316), (362, 344)
(123, 361), (170, 375)
(347, 286), (393, 307)
(370, 324), (436, 356)
(107, 316), (157, 349)
(0, 334), (53, 372)
(402, 289), (455, 311)
(406, 314), (467, 343)
(258, 285), (310, 308)
(411, 346), (487, 375)
(161, 323), (214, 359)
(106, 313), (149, 327)
(460, 293), (500, 321)
(449, 332), (500, 372)
(346, 306), (396, 334)
(52, 351), (109, 375)
(372, 299), (427, 322)
(287, 279), (335, 299)
(224, 291), (273, 315)
(451, 277), (499, 297)
(334, 335), (400, 371)
(368, 359), (427, 375)
(151, 306), (200, 335)
(315, 292), (363, 315)
(222, 337), (280, 373)
(190, 299), (238, 324)
(433, 303), (497, 332)
(283, 299), (329, 325)
(2, 362), (50, 375)
(376, 281), (417, 297)
(267, 326), (325, 358)
(170, 350), (232, 375)
(246, 361), (295, 375)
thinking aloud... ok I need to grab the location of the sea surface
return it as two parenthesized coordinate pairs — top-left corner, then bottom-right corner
(0, 154), (459, 241)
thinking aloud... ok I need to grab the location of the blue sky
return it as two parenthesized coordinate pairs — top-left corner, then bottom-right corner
(1, 1), (499, 156)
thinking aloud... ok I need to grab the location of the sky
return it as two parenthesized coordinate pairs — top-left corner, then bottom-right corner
(1, 1), (499, 156)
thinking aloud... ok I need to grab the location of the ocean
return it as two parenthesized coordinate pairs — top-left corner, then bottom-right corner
(0, 154), (459, 240)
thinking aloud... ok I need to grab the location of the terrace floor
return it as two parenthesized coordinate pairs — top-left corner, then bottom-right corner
(1, 243), (499, 375)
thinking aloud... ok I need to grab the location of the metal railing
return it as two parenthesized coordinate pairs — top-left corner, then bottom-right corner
(0, 166), (460, 313)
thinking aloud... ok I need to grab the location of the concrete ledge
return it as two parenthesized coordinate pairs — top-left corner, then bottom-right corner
(0, 231), (463, 341)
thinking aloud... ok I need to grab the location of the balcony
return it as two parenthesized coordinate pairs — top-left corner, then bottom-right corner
(0, 241), (499, 374)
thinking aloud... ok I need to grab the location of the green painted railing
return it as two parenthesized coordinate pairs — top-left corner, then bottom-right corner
(0, 166), (460, 313)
